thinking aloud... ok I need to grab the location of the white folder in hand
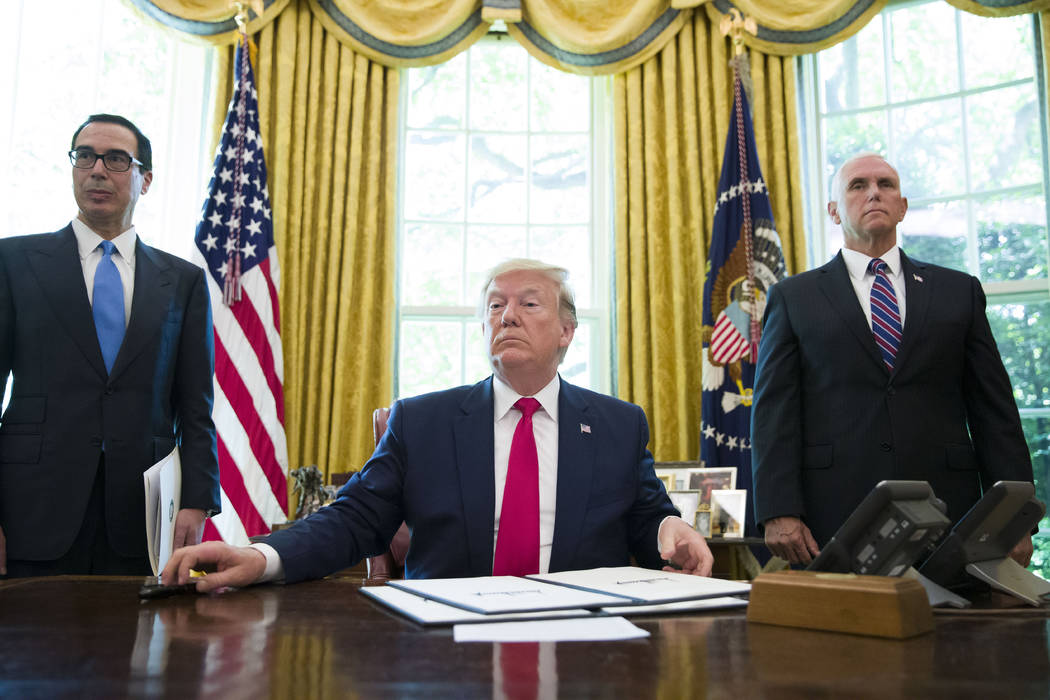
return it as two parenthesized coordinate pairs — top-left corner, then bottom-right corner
(143, 448), (181, 576)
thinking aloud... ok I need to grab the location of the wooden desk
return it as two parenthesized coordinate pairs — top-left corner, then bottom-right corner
(1, 576), (1048, 698)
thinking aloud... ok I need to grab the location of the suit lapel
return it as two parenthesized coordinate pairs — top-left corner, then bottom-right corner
(454, 378), (497, 576)
(109, 240), (173, 380)
(548, 378), (595, 572)
(24, 226), (107, 379)
(894, 251), (931, 374)
(817, 252), (886, 373)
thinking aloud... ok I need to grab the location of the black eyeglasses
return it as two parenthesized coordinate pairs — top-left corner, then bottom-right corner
(68, 148), (143, 172)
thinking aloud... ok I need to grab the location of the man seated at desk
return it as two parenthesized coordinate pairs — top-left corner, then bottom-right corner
(165, 259), (713, 590)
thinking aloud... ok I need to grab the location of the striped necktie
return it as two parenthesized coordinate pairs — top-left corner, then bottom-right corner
(93, 240), (126, 373)
(868, 257), (902, 370)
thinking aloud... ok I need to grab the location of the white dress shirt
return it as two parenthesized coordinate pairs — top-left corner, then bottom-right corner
(492, 373), (560, 574)
(840, 245), (907, 330)
(72, 218), (136, 326)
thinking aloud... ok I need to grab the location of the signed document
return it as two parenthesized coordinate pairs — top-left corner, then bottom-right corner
(528, 566), (751, 604)
(360, 586), (600, 626)
(388, 575), (630, 614)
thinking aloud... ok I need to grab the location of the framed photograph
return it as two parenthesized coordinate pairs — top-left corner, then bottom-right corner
(687, 467), (737, 505)
(657, 474), (674, 493)
(711, 489), (747, 538)
(667, 490), (701, 522)
(654, 461), (702, 491)
(694, 505), (712, 537)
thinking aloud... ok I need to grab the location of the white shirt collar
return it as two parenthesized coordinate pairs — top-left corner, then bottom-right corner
(71, 218), (137, 263)
(493, 373), (560, 423)
(841, 244), (901, 281)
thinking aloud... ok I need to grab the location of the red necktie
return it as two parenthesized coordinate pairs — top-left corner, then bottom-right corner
(493, 397), (541, 576)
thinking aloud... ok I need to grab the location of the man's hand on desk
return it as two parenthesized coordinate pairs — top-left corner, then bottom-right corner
(658, 516), (714, 576)
(162, 542), (267, 593)
(763, 516), (820, 565)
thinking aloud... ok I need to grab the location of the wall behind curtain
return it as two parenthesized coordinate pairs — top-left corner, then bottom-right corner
(212, 2), (398, 491)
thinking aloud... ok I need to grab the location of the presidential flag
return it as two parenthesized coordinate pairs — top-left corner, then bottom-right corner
(700, 56), (786, 535)
(194, 36), (289, 544)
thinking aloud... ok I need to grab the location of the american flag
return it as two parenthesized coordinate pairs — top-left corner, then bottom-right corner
(700, 55), (786, 536)
(193, 36), (289, 545)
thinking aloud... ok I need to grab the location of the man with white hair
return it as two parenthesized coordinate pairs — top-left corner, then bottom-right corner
(165, 258), (713, 589)
(751, 153), (1034, 566)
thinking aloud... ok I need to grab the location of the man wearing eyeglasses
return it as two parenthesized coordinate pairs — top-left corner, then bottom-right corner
(0, 114), (220, 577)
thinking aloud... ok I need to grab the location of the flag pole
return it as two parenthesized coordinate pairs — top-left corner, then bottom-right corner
(720, 10), (762, 360)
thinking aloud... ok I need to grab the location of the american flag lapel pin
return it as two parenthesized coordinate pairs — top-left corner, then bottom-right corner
(913, 273), (923, 283)
(580, 423), (591, 434)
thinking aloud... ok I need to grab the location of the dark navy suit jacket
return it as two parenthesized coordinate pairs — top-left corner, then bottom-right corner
(751, 250), (1033, 547)
(266, 376), (678, 581)
(0, 226), (220, 560)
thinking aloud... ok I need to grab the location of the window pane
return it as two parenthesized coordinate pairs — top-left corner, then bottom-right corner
(406, 54), (466, 130)
(892, 100), (964, 200)
(967, 85), (1041, 192)
(961, 14), (1034, 88)
(561, 320), (593, 388)
(1023, 416), (1050, 580)
(818, 23), (886, 112)
(888, 2), (958, 101)
(529, 225), (592, 308)
(976, 192), (1048, 283)
(530, 134), (589, 224)
(399, 321), (463, 395)
(465, 225), (529, 303)
(404, 132), (465, 221)
(468, 134), (526, 222)
(988, 300), (1050, 411)
(532, 63), (590, 132)
(469, 40), (528, 132)
(822, 112), (888, 188)
(401, 224), (463, 306)
(899, 201), (967, 273)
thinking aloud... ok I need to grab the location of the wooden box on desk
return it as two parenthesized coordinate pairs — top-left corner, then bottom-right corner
(746, 570), (934, 639)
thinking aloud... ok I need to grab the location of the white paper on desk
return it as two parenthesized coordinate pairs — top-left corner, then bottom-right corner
(143, 447), (181, 576)
(528, 566), (751, 604)
(602, 596), (748, 616)
(360, 586), (601, 626)
(388, 576), (630, 614)
(454, 616), (649, 643)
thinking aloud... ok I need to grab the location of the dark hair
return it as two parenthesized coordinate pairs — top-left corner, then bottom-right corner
(71, 114), (152, 171)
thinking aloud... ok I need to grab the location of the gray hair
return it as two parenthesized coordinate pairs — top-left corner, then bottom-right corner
(478, 258), (578, 328)
(829, 152), (900, 204)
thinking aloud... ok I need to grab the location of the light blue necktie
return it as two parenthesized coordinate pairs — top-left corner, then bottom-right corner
(93, 240), (126, 373)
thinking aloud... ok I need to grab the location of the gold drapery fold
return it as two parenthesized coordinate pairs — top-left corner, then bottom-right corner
(214, 1), (397, 496)
(614, 13), (804, 461)
(507, 3), (690, 75)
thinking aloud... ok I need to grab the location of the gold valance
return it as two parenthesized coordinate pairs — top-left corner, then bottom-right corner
(703, 0), (1050, 57)
(125, 0), (291, 45)
(129, 0), (708, 74)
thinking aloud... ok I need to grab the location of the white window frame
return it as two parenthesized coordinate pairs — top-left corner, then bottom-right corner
(394, 34), (614, 398)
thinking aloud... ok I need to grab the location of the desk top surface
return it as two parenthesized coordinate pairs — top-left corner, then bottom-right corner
(1, 575), (1048, 699)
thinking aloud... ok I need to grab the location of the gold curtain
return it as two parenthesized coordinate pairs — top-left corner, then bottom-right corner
(214, 2), (397, 493)
(614, 11), (804, 461)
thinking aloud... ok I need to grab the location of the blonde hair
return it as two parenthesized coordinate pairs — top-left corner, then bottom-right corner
(478, 258), (578, 328)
